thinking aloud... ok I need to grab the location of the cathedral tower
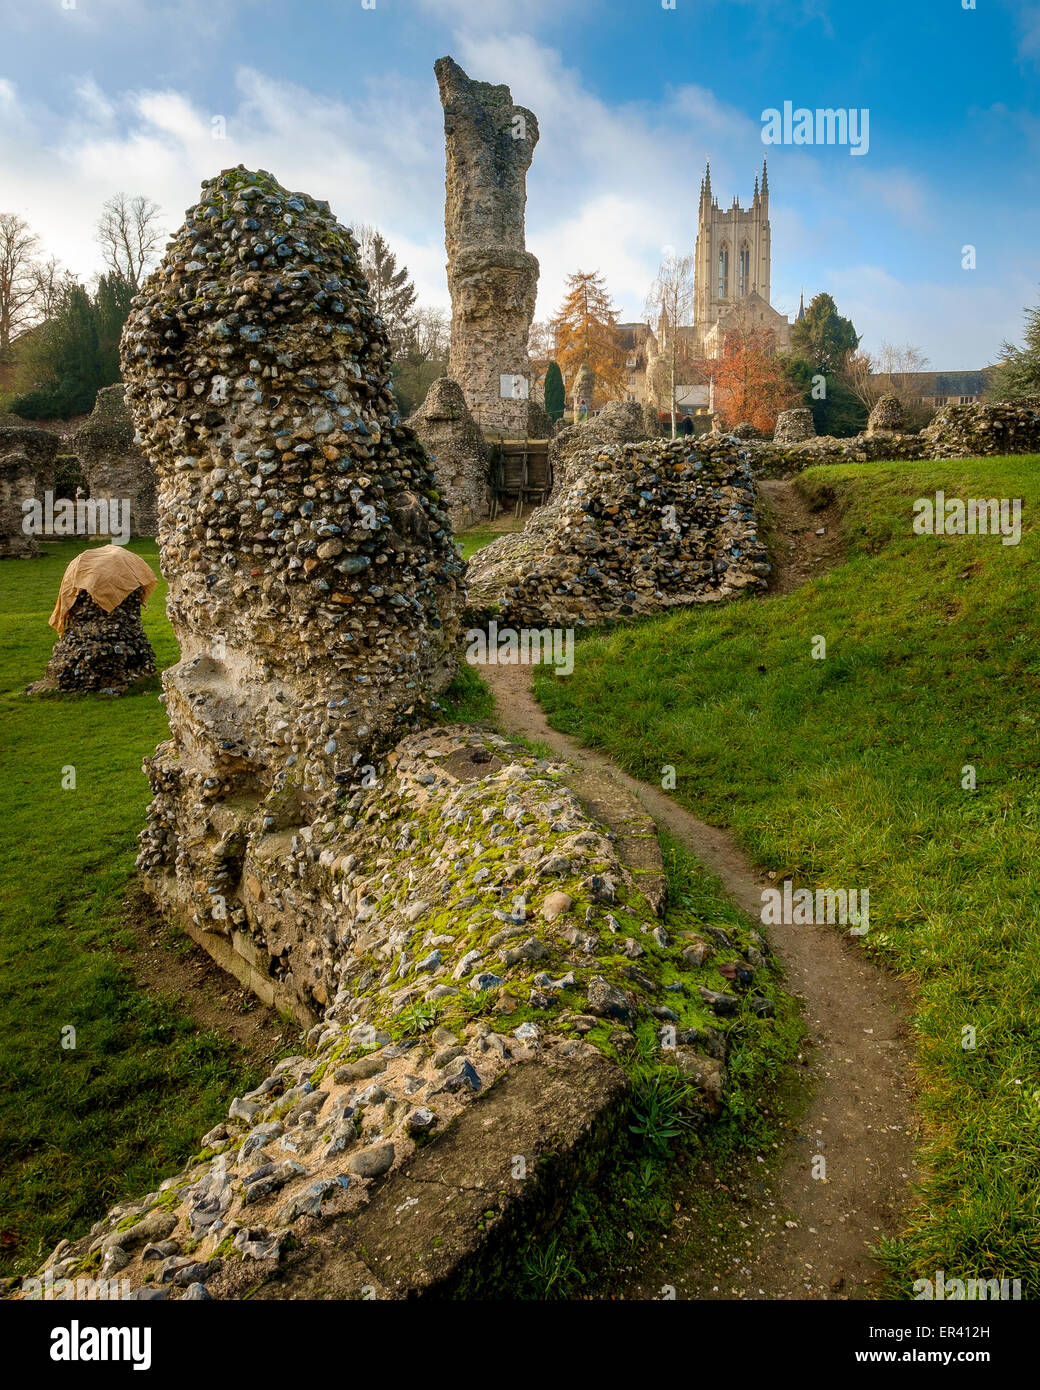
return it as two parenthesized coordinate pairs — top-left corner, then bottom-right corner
(692, 160), (788, 356)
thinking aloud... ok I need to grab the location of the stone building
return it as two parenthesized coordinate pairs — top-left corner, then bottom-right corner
(642, 164), (790, 419)
(617, 322), (656, 402)
(868, 369), (993, 412)
(435, 56), (544, 437)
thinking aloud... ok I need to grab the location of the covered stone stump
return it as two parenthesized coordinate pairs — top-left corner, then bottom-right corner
(31, 544), (158, 693)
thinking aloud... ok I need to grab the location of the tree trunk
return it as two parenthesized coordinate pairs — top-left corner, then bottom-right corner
(669, 347), (677, 439)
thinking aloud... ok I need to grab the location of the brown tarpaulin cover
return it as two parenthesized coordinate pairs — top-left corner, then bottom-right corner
(49, 545), (159, 634)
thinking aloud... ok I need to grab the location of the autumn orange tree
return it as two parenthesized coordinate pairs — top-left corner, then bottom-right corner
(710, 321), (799, 432)
(550, 270), (626, 402)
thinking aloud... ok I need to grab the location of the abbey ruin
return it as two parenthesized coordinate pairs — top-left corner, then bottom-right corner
(8, 39), (1040, 1316)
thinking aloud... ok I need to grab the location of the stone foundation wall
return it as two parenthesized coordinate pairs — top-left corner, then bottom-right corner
(548, 400), (646, 496)
(749, 399), (1040, 477)
(15, 723), (780, 1300)
(0, 427), (59, 558)
(919, 398), (1040, 458)
(467, 435), (769, 627)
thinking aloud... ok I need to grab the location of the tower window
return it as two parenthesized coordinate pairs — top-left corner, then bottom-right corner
(739, 243), (750, 296)
(718, 244), (729, 298)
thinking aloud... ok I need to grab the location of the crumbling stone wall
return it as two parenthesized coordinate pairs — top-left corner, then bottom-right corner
(571, 364), (595, 421)
(75, 385), (158, 537)
(122, 165), (464, 997)
(407, 377), (490, 531)
(436, 57), (542, 437)
(0, 427), (59, 558)
(16, 723), (779, 1301)
(549, 400), (646, 496)
(467, 435), (769, 628)
(743, 397), (1040, 476)
(920, 398), (1040, 458)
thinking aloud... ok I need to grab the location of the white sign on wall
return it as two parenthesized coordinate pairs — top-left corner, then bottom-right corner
(499, 373), (530, 400)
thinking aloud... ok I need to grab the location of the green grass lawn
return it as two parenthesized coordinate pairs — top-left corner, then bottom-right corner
(456, 524), (501, 561)
(535, 456), (1040, 1296)
(0, 540), (264, 1280)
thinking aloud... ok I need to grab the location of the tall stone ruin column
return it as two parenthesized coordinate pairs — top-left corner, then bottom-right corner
(435, 56), (540, 437)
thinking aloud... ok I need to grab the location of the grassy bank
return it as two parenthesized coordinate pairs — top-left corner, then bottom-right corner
(535, 456), (1040, 1295)
(0, 540), (265, 1278)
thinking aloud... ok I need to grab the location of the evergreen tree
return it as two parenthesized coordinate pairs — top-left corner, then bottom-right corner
(10, 274), (133, 418)
(543, 359), (565, 421)
(785, 292), (864, 436)
(354, 226), (417, 356)
(550, 270), (626, 400)
(790, 292), (859, 374)
(782, 353), (867, 437)
(94, 273), (135, 384)
(989, 297), (1040, 400)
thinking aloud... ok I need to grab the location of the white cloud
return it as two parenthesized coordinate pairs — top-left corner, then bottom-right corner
(452, 33), (771, 319)
(0, 34), (1029, 368)
(0, 65), (452, 308)
(826, 264), (1028, 366)
(855, 169), (933, 231)
(1017, 4), (1040, 62)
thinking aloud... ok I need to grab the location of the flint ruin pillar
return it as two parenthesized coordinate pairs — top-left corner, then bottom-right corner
(435, 56), (540, 438)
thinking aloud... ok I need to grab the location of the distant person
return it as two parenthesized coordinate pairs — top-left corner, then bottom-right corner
(679, 413), (693, 437)
(577, 398), (588, 422)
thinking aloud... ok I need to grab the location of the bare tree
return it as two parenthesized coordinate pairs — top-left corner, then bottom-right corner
(845, 342), (930, 417)
(96, 193), (165, 290)
(350, 221), (377, 266)
(395, 305), (450, 412)
(875, 341), (929, 401)
(645, 252), (695, 437)
(31, 256), (74, 321)
(0, 213), (43, 354)
(843, 348), (877, 411)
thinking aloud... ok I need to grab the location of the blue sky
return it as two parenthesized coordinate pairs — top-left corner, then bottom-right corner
(2, 0), (1038, 366)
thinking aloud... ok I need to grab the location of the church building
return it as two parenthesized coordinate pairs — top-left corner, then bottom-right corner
(635, 161), (795, 413)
